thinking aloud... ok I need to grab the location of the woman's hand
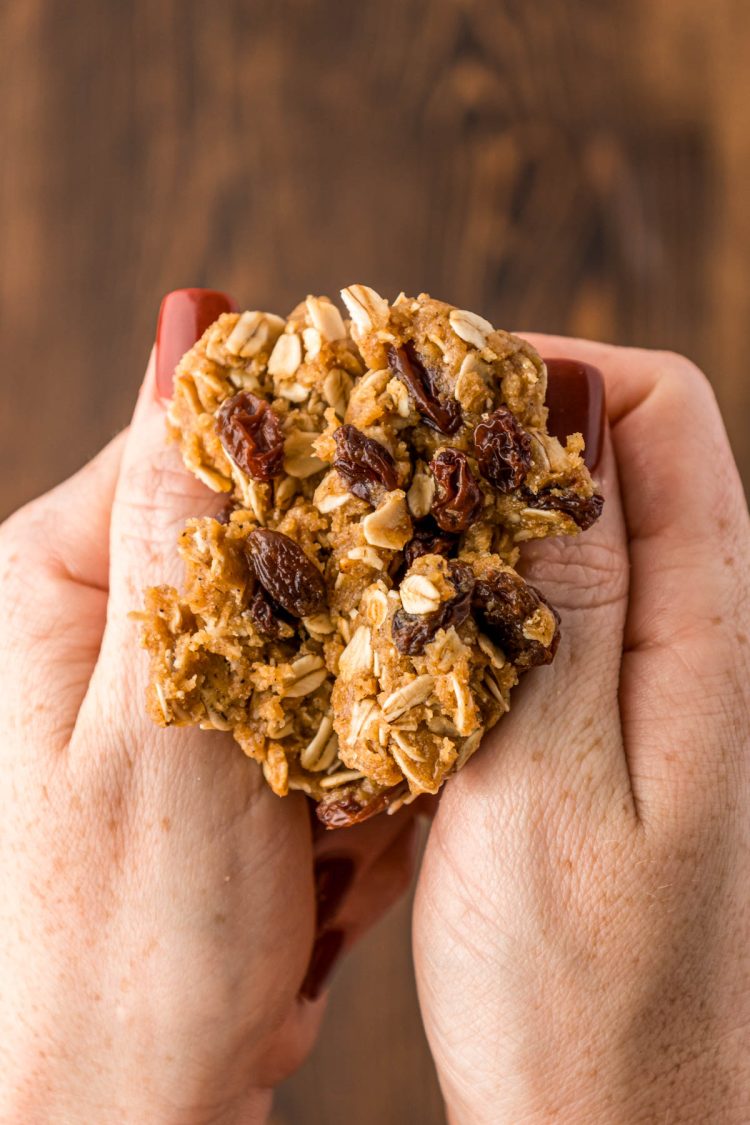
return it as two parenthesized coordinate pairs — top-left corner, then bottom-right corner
(414, 340), (750, 1123)
(0, 290), (417, 1124)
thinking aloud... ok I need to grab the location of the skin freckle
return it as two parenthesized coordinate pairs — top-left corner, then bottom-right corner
(161, 816), (171, 832)
(724, 555), (735, 568)
(737, 633), (747, 646)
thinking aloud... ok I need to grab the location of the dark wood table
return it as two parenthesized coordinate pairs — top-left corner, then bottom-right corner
(1, 2), (748, 1121)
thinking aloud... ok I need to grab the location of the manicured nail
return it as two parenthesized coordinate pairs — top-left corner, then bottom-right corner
(307, 795), (328, 841)
(299, 929), (345, 1001)
(155, 288), (236, 398)
(544, 359), (605, 471)
(413, 794), (440, 821)
(314, 856), (356, 929)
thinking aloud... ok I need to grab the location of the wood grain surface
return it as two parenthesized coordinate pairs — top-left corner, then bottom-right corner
(1, 1), (748, 1121)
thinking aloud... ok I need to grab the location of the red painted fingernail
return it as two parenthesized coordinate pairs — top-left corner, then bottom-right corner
(544, 359), (605, 471)
(314, 856), (356, 929)
(307, 795), (328, 842)
(299, 929), (345, 1002)
(413, 794), (440, 821)
(155, 288), (237, 398)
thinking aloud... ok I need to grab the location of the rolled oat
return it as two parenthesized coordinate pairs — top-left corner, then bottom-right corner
(137, 286), (603, 826)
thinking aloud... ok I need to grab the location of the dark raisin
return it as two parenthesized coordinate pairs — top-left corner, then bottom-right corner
(392, 561), (475, 655)
(473, 570), (560, 669)
(386, 342), (462, 435)
(333, 423), (398, 503)
(215, 500), (235, 525)
(247, 587), (294, 639)
(403, 519), (459, 569)
(473, 407), (532, 491)
(430, 449), (483, 533)
(316, 782), (408, 829)
(522, 486), (604, 531)
(216, 391), (285, 482)
(246, 529), (326, 617)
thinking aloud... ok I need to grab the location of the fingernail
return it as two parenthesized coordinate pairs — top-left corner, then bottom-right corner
(413, 794), (440, 821)
(299, 929), (345, 1001)
(314, 856), (356, 929)
(307, 795), (328, 842)
(155, 288), (237, 398)
(544, 358), (605, 471)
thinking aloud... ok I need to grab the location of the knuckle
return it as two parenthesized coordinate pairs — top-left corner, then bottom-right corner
(0, 501), (52, 581)
(0, 501), (66, 656)
(523, 537), (629, 613)
(113, 447), (214, 545)
(657, 349), (714, 401)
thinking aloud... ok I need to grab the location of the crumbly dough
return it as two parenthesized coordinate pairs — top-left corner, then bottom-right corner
(137, 287), (602, 826)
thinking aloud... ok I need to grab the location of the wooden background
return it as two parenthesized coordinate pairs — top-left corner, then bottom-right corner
(1, 1), (748, 1120)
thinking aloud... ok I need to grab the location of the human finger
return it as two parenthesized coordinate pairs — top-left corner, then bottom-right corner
(0, 430), (127, 753)
(300, 815), (419, 1001)
(310, 803), (420, 930)
(524, 335), (750, 816)
(447, 349), (632, 818)
(81, 290), (236, 737)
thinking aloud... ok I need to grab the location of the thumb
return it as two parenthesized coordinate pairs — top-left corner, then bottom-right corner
(447, 347), (633, 818)
(85, 289), (236, 721)
(106, 288), (236, 611)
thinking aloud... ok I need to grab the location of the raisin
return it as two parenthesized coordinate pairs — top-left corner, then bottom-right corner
(246, 529), (326, 617)
(316, 785), (403, 829)
(392, 561), (475, 655)
(473, 407), (532, 491)
(430, 449), (483, 533)
(216, 391), (285, 482)
(473, 570), (560, 669)
(215, 500), (235, 525)
(333, 423), (398, 503)
(403, 519), (459, 569)
(386, 341), (462, 435)
(522, 486), (604, 531)
(247, 587), (293, 639)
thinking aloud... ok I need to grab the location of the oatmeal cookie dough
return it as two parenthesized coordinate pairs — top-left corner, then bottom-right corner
(138, 286), (603, 826)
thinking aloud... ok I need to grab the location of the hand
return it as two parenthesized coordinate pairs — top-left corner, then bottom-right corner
(414, 341), (750, 1122)
(0, 290), (417, 1124)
